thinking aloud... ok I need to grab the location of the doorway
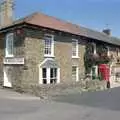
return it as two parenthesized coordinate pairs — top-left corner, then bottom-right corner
(3, 67), (12, 88)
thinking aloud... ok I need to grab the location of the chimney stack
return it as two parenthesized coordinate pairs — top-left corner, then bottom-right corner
(0, 0), (14, 27)
(102, 29), (111, 36)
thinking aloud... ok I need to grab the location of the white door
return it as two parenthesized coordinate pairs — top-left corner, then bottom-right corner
(3, 67), (12, 88)
(110, 67), (120, 88)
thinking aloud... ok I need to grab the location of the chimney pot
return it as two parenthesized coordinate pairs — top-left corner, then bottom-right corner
(102, 29), (111, 36)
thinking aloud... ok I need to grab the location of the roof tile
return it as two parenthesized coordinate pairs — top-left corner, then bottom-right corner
(1, 12), (120, 46)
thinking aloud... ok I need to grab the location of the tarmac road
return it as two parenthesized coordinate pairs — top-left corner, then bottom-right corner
(0, 87), (120, 120)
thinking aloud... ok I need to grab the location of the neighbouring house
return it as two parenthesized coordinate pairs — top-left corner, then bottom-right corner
(0, 0), (120, 89)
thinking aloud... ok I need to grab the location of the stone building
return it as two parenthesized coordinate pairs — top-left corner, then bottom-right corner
(0, 0), (120, 89)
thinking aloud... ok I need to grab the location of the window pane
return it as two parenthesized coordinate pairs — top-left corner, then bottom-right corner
(92, 44), (94, 53)
(72, 40), (78, 57)
(8, 39), (13, 55)
(72, 66), (77, 80)
(50, 68), (57, 78)
(54, 68), (57, 77)
(50, 68), (54, 78)
(42, 68), (46, 78)
(72, 67), (76, 75)
(6, 33), (13, 56)
(42, 68), (58, 84)
(43, 79), (47, 84)
(50, 68), (57, 84)
(44, 35), (53, 56)
(42, 68), (47, 84)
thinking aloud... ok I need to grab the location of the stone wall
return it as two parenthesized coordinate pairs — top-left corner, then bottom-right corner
(54, 35), (72, 83)
(20, 28), (86, 86)
(73, 40), (86, 79)
(1, 26), (118, 91)
(20, 28), (44, 86)
(18, 79), (106, 98)
(0, 34), (4, 85)
(54, 34), (86, 83)
(3, 30), (25, 88)
(22, 36), (44, 85)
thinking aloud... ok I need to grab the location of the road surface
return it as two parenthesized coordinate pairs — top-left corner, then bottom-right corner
(0, 87), (120, 120)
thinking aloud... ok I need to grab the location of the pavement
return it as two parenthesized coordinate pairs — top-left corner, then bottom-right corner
(0, 87), (120, 120)
(0, 88), (40, 100)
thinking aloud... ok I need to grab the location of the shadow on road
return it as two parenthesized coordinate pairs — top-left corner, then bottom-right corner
(54, 87), (120, 111)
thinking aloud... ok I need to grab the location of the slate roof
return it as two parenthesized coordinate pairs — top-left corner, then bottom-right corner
(40, 59), (59, 68)
(0, 12), (120, 46)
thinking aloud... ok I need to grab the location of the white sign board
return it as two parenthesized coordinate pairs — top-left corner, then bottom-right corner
(3, 58), (24, 65)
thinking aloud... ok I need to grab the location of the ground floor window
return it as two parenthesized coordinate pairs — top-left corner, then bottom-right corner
(42, 68), (47, 84)
(40, 67), (60, 84)
(50, 68), (57, 84)
(72, 66), (79, 82)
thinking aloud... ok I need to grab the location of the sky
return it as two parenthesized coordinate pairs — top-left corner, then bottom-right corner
(14, 0), (120, 37)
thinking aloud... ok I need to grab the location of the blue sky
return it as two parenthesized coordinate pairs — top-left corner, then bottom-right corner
(15, 0), (120, 37)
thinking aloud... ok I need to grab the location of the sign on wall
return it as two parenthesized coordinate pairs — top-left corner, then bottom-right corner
(3, 57), (24, 65)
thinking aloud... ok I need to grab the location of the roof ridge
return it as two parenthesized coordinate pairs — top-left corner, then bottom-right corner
(0, 11), (120, 45)
(35, 12), (115, 39)
(7, 11), (116, 39)
(24, 12), (39, 22)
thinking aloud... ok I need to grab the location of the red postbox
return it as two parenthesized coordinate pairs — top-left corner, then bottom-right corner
(99, 64), (110, 81)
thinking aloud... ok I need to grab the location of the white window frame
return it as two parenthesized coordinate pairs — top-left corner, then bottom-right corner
(5, 33), (14, 57)
(116, 48), (120, 57)
(92, 43), (96, 55)
(39, 59), (60, 84)
(91, 65), (98, 77)
(44, 34), (54, 57)
(72, 66), (79, 82)
(72, 39), (79, 58)
(39, 67), (60, 84)
(107, 46), (110, 56)
(50, 68), (57, 83)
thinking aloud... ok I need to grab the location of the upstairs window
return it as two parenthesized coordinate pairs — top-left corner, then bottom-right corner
(92, 43), (96, 54)
(5, 33), (14, 57)
(116, 48), (120, 56)
(107, 46), (110, 56)
(72, 39), (79, 58)
(44, 34), (54, 57)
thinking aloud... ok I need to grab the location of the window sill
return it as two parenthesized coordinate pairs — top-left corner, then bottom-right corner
(72, 56), (79, 59)
(44, 55), (55, 58)
(5, 55), (14, 58)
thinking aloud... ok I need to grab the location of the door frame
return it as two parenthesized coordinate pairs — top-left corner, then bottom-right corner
(3, 67), (12, 88)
